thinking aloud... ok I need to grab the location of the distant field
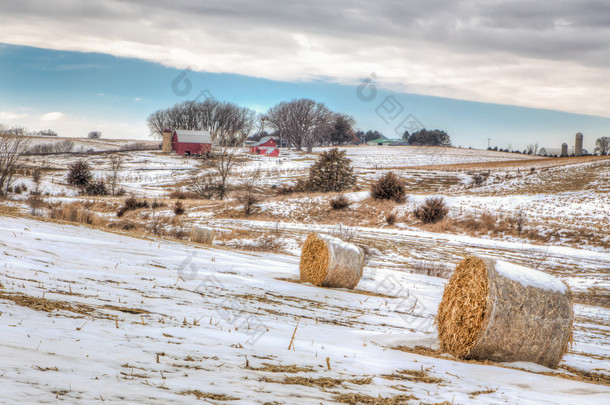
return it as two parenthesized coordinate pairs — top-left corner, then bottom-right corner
(405, 155), (610, 171)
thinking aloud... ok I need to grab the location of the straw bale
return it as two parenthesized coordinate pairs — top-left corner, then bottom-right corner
(436, 256), (573, 369)
(191, 225), (214, 245)
(300, 233), (364, 289)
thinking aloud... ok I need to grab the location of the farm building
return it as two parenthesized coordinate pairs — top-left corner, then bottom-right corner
(163, 129), (212, 156)
(249, 136), (279, 156)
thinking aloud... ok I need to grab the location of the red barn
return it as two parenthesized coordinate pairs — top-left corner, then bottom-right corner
(171, 130), (212, 156)
(249, 136), (278, 155)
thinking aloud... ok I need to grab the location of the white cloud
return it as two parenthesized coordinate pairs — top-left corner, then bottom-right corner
(0, 111), (28, 120)
(1, 1), (609, 117)
(40, 112), (64, 121)
(134, 97), (142, 102)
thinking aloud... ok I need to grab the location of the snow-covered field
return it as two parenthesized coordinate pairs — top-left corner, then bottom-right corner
(1, 217), (608, 404)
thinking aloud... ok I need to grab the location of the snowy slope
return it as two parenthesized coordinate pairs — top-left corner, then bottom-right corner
(0, 217), (608, 404)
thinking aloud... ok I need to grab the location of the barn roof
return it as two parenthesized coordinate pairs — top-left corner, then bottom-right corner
(252, 136), (275, 147)
(174, 130), (212, 144)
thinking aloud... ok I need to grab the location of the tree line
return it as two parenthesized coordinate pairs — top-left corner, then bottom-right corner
(146, 98), (358, 152)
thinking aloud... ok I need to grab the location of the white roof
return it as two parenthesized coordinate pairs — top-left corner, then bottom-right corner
(174, 130), (212, 144)
(252, 136), (275, 147)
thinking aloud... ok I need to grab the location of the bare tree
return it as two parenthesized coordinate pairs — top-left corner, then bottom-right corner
(0, 134), (30, 196)
(146, 99), (255, 145)
(214, 145), (240, 200)
(266, 99), (333, 153)
(595, 137), (610, 155)
(54, 139), (75, 153)
(108, 155), (123, 196)
(190, 171), (219, 199)
(237, 166), (261, 215)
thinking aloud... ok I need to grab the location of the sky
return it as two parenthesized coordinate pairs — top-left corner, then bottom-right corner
(0, 0), (609, 150)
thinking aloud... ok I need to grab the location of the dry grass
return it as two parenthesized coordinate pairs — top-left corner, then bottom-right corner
(469, 387), (498, 399)
(261, 376), (343, 388)
(333, 393), (416, 404)
(252, 363), (314, 373)
(381, 367), (444, 384)
(0, 291), (93, 316)
(411, 259), (453, 279)
(178, 390), (239, 401)
(49, 202), (107, 226)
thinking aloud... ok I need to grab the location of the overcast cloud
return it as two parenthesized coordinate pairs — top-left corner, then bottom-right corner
(2, 0), (609, 117)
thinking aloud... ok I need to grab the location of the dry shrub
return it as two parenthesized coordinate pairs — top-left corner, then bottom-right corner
(328, 223), (358, 243)
(27, 194), (44, 216)
(237, 191), (258, 216)
(414, 197), (448, 224)
(49, 202), (106, 226)
(411, 259), (452, 278)
(385, 212), (397, 225)
(173, 201), (185, 215)
(275, 178), (309, 195)
(108, 219), (139, 231)
(169, 190), (200, 200)
(436, 256), (573, 368)
(330, 194), (350, 210)
(371, 172), (406, 203)
(85, 179), (108, 196)
(117, 196), (148, 217)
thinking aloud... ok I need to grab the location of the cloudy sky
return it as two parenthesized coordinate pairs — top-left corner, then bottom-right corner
(1, 0), (609, 149)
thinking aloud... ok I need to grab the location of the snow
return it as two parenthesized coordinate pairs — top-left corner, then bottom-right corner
(0, 217), (608, 404)
(494, 260), (568, 293)
(318, 233), (363, 257)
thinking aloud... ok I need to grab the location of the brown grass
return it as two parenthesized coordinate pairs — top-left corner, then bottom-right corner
(49, 202), (107, 226)
(333, 393), (416, 404)
(252, 363), (314, 373)
(178, 390), (239, 401)
(381, 367), (444, 384)
(261, 376), (343, 388)
(0, 291), (93, 316)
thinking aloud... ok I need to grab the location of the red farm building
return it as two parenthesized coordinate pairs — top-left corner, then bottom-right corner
(171, 130), (212, 156)
(249, 136), (279, 157)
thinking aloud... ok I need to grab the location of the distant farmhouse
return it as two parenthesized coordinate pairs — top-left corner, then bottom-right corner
(162, 129), (212, 157)
(249, 136), (280, 157)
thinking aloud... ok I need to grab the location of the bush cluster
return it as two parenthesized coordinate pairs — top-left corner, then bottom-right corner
(413, 197), (449, 224)
(370, 172), (406, 203)
(329, 194), (350, 210)
(117, 196), (149, 217)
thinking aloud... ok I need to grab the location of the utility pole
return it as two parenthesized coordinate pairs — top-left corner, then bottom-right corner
(487, 138), (491, 149)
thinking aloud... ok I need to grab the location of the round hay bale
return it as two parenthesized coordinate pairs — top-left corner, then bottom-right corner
(436, 256), (573, 369)
(300, 233), (364, 289)
(191, 225), (214, 245)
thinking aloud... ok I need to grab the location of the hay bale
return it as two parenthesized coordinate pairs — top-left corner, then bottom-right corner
(299, 233), (364, 289)
(191, 225), (214, 245)
(436, 256), (573, 369)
